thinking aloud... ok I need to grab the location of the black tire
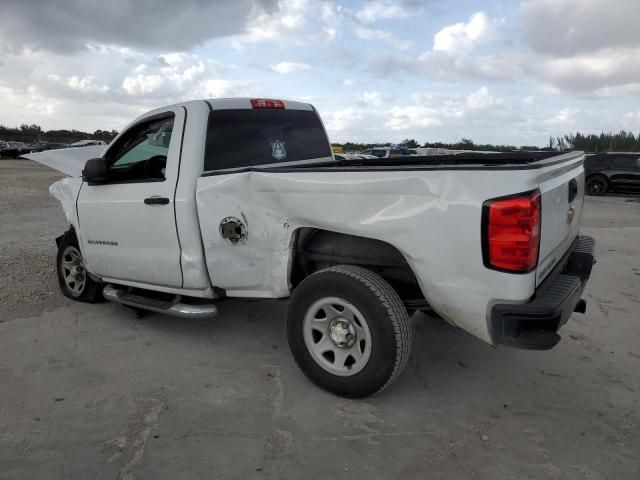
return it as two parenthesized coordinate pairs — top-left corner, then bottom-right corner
(56, 230), (103, 303)
(586, 175), (609, 196)
(286, 265), (412, 398)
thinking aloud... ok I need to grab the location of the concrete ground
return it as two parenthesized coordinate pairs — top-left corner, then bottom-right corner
(1, 160), (639, 480)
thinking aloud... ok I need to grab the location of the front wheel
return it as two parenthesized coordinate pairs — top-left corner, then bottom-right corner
(586, 175), (609, 196)
(287, 265), (412, 398)
(56, 231), (103, 303)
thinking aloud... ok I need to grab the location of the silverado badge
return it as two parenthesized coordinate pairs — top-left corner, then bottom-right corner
(270, 140), (287, 161)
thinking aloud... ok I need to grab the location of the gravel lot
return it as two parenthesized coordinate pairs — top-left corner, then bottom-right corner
(1, 159), (639, 479)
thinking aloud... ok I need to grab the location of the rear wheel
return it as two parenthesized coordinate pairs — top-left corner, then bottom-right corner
(56, 231), (103, 303)
(586, 175), (609, 196)
(287, 265), (412, 398)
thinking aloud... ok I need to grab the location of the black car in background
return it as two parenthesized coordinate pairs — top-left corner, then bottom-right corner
(0, 141), (32, 159)
(28, 141), (68, 152)
(585, 153), (640, 196)
(0, 141), (68, 159)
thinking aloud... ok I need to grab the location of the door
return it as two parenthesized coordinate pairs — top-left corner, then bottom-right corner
(77, 108), (185, 287)
(610, 155), (640, 189)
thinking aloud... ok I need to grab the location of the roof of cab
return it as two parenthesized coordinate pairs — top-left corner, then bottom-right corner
(204, 98), (314, 111)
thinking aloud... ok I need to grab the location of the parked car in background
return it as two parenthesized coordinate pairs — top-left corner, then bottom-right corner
(0, 141), (32, 159)
(412, 147), (438, 156)
(585, 153), (640, 195)
(360, 146), (411, 158)
(70, 140), (107, 147)
(28, 141), (68, 153)
(335, 153), (393, 161)
(334, 153), (379, 161)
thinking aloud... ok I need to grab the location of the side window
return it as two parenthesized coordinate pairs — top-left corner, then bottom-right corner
(103, 114), (174, 183)
(612, 157), (631, 168)
(371, 149), (386, 158)
(612, 156), (640, 168)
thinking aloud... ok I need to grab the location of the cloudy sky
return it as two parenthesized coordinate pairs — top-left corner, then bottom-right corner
(1, 0), (639, 146)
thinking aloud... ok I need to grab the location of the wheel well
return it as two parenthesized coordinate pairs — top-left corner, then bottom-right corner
(290, 228), (427, 306)
(55, 225), (76, 247)
(587, 173), (608, 182)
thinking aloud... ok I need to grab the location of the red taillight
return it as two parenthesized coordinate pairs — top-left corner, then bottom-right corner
(250, 98), (285, 109)
(482, 190), (541, 273)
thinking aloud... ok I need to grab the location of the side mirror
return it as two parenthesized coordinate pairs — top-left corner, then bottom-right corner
(82, 158), (109, 184)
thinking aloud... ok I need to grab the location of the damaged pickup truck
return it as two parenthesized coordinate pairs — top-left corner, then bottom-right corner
(30, 98), (596, 397)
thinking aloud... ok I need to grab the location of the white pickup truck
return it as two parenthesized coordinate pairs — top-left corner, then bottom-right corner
(32, 98), (595, 398)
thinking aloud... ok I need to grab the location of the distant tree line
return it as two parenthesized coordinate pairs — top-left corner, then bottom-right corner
(4, 123), (640, 152)
(0, 124), (119, 144)
(550, 131), (640, 152)
(335, 130), (640, 153)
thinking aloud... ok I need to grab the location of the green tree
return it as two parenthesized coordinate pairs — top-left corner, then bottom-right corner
(401, 138), (419, 148)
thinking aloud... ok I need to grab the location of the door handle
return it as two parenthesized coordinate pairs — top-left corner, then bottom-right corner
(144, 196), (170, 205)
(568, 179), (578, 203)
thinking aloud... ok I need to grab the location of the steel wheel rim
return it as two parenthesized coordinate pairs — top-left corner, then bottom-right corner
(589, 179), (604, 194)
(303, 296), (372, 377)
(61, 246), (86, 297)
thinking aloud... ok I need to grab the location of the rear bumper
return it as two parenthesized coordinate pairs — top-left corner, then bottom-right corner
(490, 235), (595, 350)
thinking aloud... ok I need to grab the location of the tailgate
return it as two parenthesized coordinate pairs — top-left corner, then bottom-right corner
(536, 152), (585, 286)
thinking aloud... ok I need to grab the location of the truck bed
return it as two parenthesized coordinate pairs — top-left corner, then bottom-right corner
(201, 151), (576, 176)
(331, 151), (562, 167)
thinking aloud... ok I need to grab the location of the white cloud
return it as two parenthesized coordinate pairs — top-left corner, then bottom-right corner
(229, 0), (336, 47)
(536, 48), (640, 95)
(516, 0), (640, 97)
(47, 74), (109, 94)
(521, 0), (640, 56)
(370, 12), (515, 82)
(357, 1), (410, 23)
(394, 51), (525, 82)
(0, 44), (252, 131)
(357, 91), (383, 107)
(544, 108), (578, 126)
(433, 12), (490, 54)
(120, 51), (237, 98)
(386, 105), (443, 130)
(66, 76), (109, 94)
(355, 26), (392, 41)
(355, 26), (411, 50)
(0, 0), (275, 53)
(270, 62), (311, 75)
(466, 86), (500, 110)
(193, 79), (258, 98)
(323, 107), (372, 139)
(122, 74), (164, 95)
(621, 110), (640, 130)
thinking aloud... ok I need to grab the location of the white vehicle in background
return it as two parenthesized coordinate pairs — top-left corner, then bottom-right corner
(411, 147), (438, 156)
(28, 97), (595, 398)
(70, 140), (107, 147)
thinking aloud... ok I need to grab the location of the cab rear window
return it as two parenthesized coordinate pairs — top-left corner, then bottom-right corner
(204, 109), (331, 171)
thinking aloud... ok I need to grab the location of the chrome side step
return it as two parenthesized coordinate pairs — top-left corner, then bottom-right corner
(103, 285), (217, 319)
